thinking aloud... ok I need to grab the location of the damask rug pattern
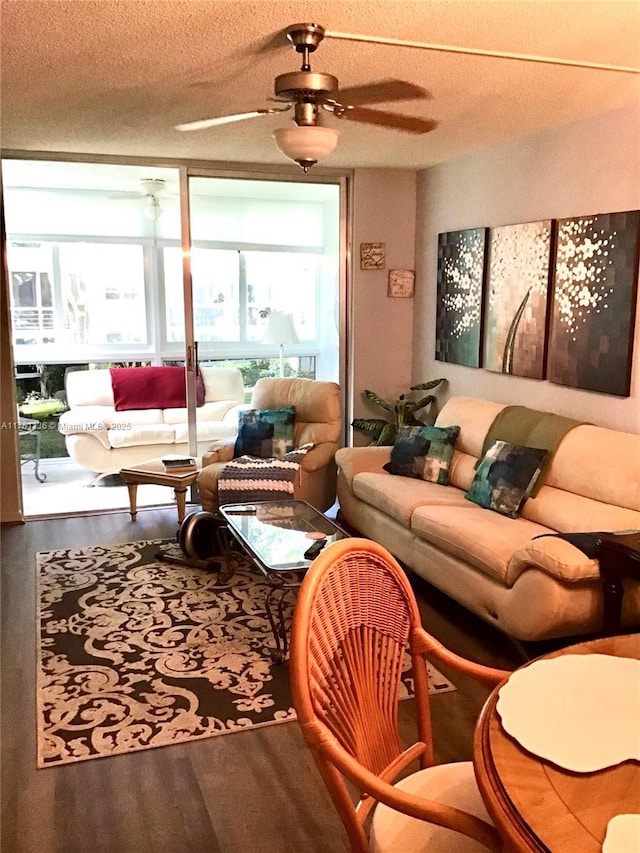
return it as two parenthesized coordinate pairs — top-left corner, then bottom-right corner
(36, 540), (455, 767)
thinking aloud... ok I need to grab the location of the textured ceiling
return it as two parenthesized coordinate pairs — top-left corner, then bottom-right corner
(1, 0), (639, 174)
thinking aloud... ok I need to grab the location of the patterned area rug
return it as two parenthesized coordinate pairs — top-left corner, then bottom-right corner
(36, 540), (455, 767)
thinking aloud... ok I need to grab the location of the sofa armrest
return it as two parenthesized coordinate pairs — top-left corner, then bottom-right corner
(202, 438), (236, 467)
(335, 446), (392, 483)
(299, 442), (339, 473)
(507, 536), (601, 586)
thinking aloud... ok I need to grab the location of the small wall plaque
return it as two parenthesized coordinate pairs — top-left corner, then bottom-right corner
(360, 242), (385, 270)
(388, 269), (415, 298)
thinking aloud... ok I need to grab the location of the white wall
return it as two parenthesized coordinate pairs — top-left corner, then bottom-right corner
(414, 104), (640, 433)
(350, 169), (417, 441)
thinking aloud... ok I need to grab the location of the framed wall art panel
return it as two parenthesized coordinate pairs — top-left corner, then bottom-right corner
(483, 220), (553, 378)
(436, 228), (487, 367)
(547, 210), (640, 396)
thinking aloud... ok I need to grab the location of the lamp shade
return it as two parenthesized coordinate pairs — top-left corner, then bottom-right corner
(273, 125), (339, 172)
(262, 311), (299, 346)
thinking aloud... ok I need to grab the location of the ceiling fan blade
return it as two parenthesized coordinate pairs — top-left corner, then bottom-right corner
(107, 191), (144, 199)
(337, 79), (430, 106)
(175, 111), (273, 131)
(341, 107), (438, 134)
(175, 105), (292, 132)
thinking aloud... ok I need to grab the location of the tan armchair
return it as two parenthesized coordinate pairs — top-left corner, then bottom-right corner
(197, 377), (342, 514)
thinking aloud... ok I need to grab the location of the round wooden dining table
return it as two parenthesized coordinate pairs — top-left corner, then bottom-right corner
(473, 634), (640, 852)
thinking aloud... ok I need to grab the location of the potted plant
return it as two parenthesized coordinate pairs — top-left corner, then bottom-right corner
(352, 378), (446, 445)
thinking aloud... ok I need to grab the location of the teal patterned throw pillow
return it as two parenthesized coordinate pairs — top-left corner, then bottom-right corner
(234, 406), (295, 459)
(383, 424), (460, 485)
(466, 440), (548, 518)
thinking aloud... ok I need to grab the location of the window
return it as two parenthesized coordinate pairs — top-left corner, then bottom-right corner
(58, 243), (147, 345)
(2, 161), (341, 383)
(162, 247), (320, 347)
(8, 243), (55, 346)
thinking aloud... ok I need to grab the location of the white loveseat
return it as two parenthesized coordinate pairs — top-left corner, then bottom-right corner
(58, 366), (246, 473)
(336, 396), (640, 642)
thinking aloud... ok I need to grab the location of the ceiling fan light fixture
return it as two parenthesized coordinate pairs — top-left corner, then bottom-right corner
(143, 195), (163, 221)
(273, 125), (339, 172)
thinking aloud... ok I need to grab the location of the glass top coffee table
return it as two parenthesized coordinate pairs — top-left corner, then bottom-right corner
(220, 500), (349, 662)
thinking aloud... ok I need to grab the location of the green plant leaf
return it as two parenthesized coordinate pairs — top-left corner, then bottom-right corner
(354, 378), (447, 446)
(351, 417), (387, 440)
(410, 379), (445, 391)
(363, 390), (394, 413)
(409, 394), (436, 411)
(376, 423), (398, 445)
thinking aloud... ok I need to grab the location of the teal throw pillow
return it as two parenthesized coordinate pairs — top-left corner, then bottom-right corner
(466, 440), (548, 518)
(234, 406), (295, 459)
(383, 424), (460, 485)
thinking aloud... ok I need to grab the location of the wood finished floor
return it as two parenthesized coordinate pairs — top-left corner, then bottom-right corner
(1, 506), (524, 853)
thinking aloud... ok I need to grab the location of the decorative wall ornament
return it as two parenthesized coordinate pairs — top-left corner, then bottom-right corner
(483, 220), (553, 378)
(388, 269), (415, 298)
(435, 228), (487, 367)
(547, 210), (640, 396)
(360, 242), (385, 270)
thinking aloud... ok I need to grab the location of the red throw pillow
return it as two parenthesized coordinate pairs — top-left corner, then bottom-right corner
(110, 366), (205, 411)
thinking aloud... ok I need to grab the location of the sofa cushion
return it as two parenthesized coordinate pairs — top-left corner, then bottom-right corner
(410, 504), (552, 584)
(383, 424), (460, 485)
(466, 441), (548, 518)
(173, 421), (238, 445)
(352, 472), (472, 528)
(107, 423), (177, 448)
(200, 366), (245, 404)
(110, 366), (205, 411)
(234, 406), (295, 458)
(542, 424), (640, 512)
(59, 406), (163, 431)
(520, 485), (640, 533)
(435, 397), (507, 458)
(250, 377), (342, 449)
(163, 401), (242, 425)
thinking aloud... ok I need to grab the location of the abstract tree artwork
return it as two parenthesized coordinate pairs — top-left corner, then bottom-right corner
(436, 228), (487, 367)
(547, 210), (640, 396)
(483, 221), (553, 378)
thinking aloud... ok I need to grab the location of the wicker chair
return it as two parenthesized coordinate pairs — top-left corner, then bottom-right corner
(289, 538), (510, 852)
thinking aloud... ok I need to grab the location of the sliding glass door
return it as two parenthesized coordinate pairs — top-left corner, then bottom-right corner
(1, 158), (345, 516)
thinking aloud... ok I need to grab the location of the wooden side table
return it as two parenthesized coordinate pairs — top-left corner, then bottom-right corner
(119, 457), (200, 522)
(597, 531), (640, 636)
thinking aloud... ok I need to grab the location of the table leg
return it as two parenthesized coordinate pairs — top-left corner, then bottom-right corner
(597, 533), (640, 637)
(19, 429), (46, 482)
(31, 430), (46, 483)
(600, 577), (624, 636)
(264, 586), (296, 664)
(126, 483), (138, 520)
(174, 486), (187, 523)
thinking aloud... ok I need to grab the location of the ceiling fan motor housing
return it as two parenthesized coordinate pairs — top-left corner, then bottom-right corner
(140, 178), (166, 196)
(274, 71), (339, 102)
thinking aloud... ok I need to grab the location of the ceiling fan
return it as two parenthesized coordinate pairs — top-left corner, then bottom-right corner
(175, 23), (438, 172)
(109, 178), (167, 220)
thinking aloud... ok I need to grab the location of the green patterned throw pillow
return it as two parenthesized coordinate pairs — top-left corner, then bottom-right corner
(383, 424), (460, 485)
(466, 440), (548, 518)
(234, 406), (295, 459)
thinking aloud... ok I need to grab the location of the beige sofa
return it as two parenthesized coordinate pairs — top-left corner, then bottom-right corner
(336, 396), (640, 642)
(58, 366), (246, 474)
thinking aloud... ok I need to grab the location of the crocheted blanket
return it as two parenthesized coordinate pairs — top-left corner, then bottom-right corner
(217, 444), (313, 506)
